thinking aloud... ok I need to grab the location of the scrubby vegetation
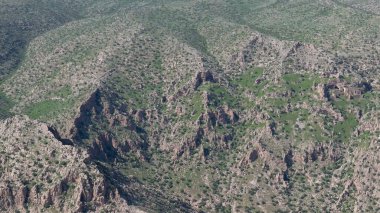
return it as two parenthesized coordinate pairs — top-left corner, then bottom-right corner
(0, 0), (379, 212)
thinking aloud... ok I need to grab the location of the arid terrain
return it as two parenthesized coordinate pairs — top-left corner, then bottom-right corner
(0, 0), (379, 212)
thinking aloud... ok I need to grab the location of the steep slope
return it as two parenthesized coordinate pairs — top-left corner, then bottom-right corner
(0, 0), (379, 212)
(0, 115), (195, 212)
(0, 116), (131, 212)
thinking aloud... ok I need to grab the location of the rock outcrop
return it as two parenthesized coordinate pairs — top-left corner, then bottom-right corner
(0, 116), (133, 212)
(70, 89), (149, 161)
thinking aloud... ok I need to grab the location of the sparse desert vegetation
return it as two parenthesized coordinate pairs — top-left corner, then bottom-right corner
(0, 0), (379, 212)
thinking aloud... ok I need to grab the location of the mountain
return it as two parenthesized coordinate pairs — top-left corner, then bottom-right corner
(0, 0), (379, 212)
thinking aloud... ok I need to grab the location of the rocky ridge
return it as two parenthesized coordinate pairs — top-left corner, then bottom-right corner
(0, 116), (132, 212)
(0, 0), (379, 212)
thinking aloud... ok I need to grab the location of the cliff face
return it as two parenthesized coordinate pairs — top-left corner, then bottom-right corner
(0, 115), (197, 213)
(69, 89), (150, 162)
(0, 116), (133, 213)
(0, 0), (379, 212)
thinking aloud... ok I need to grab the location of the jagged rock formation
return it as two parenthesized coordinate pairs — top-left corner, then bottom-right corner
(0, 115), (196, 213)
(70, 89), (150, 161)
(0, 116), (131, 212)
(0, 0), (379, 212)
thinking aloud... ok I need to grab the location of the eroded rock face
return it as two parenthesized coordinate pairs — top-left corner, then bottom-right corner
(230, 32), (332, 76)
(0, 2), (377, 210)
(193, 70), (216, 90)
(317, 79), (373, 101)
(239, 149), (260, 167)
(70, 89), (149, 161)
(0, 116), (132, 213)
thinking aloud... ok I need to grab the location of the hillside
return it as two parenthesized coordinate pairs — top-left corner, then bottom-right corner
(0, 0), (379, 212)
